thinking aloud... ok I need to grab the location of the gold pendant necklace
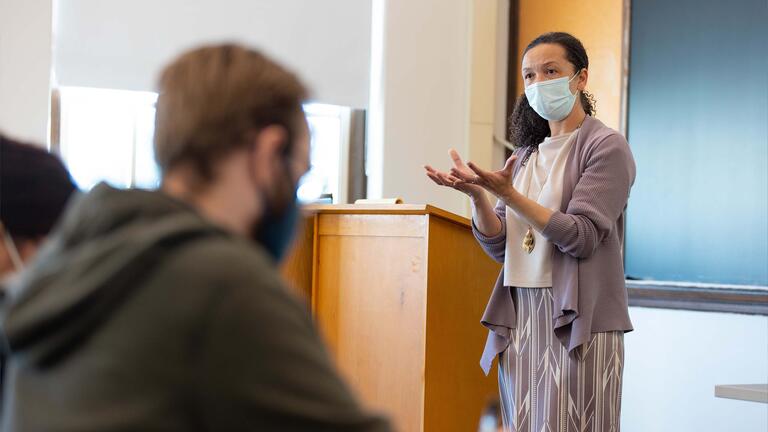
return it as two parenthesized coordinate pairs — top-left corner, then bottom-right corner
(522, 227), (535, 254)
(520, 151), (541, 254)
(520, 117), (585, 255)
(520, 150), (544, 254)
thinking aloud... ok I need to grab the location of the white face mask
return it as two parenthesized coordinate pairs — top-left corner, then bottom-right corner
(1, 223), (24, 272)
(524, 72), (580, 121)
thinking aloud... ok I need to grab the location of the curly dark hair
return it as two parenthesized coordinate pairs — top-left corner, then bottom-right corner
(509, 32), (597, 164)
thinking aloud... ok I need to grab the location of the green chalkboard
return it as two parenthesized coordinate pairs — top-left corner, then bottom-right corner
(625, 0), (768, 286)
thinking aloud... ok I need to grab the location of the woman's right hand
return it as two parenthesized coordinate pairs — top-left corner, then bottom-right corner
(424, 149), (485, 200)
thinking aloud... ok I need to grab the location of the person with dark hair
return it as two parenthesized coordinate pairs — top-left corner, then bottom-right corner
(425, 32), (635, 431)
(0, 45), (390, 431)
(0, 134), (77, 282)
(0, 133), (78, 419)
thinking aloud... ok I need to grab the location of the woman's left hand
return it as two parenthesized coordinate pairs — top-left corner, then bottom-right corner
(450, 155), (518, 201)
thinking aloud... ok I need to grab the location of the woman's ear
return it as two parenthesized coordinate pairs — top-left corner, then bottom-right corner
(577, 68), (589, 92)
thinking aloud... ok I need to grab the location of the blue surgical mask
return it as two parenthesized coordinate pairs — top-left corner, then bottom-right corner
(524, 72), (580, 121)
(254, 193), (300, 262)
(251, 148), (302, 262)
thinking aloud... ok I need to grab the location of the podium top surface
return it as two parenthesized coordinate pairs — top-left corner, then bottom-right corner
(302, 204), (471, 228)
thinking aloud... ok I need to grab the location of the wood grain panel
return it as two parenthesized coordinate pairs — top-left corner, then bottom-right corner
(423, 215), (502, 432)
(516, 0), (625, 130)
(305, 204), (471, 228)
(280, 214), (316, 302)
(319, 214), (427, 238)
(315, 214), (428, 432)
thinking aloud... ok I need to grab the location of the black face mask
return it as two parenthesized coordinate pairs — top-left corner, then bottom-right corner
(251, 154), (301, 262)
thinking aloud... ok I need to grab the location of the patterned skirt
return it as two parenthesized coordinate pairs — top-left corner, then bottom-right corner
(498, 288), (624, 432)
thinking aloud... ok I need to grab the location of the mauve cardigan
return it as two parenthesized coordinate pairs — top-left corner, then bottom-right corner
(472, 116), (636, 375)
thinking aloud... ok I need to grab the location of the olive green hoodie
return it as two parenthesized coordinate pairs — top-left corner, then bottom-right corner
(0, 184), (390, 432)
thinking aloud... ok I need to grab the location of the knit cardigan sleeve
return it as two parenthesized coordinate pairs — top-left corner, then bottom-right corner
(471, 198), (508, 263)
(542, 133), (635, 259)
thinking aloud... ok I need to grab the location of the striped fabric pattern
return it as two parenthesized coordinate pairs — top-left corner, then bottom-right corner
(498, 288), (624, 432)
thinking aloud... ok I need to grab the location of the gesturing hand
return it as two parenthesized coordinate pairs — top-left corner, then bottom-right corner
(449, 154), (518, 201)
(424, 149), (485, 199)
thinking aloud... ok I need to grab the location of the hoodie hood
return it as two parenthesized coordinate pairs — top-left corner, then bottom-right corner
(0, 183), (225, 367)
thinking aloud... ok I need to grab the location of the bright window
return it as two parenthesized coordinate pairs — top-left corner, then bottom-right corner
(59, 87), (159, 190)
(300, 103), (351, 203)
(58, 87), (352, 203)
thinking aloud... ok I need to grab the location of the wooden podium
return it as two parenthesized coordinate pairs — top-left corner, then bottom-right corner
(281, 204), (502, 432)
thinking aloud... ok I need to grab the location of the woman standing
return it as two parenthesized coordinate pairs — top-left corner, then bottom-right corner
(425, 32), (635, 432)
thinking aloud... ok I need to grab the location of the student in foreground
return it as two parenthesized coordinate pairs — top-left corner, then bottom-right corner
(0, 44), (391, 432)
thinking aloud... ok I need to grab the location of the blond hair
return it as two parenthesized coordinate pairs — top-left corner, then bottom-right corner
(154, 44), (308, 181)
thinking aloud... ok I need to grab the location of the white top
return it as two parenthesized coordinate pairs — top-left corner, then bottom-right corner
(504, 131), (576, 287)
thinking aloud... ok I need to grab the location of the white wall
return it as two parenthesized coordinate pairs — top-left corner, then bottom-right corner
(468, 0), (510, 216)
(367, 0), (474, 216)
(490, 0), (511, 172)
(54, 0), (371, 108)
(0, 0), (52, 144)
(622, 307), (768, 432)
(53, 0), (500, 217)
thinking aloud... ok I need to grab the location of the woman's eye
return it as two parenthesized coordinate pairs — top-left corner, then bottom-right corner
(524, 73), (533, 79)
(547, 69), (557, 74)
